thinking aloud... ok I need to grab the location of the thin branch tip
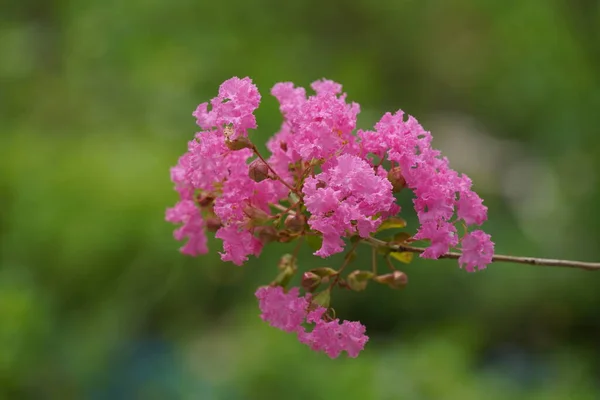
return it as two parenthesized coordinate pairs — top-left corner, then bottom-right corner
(365, 237), (600, 272)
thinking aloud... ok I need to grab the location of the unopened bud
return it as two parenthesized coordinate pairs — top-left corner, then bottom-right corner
(226, 136), (253, 151)
(205, 216), (222, 232)
(374, 271), (408, 289)
(255, 225), (278, 244)
(277, 254), (297, 271)
(272, 265), (296, 288)
(277, 230), (295, 243)
(347, 270), (375, 292)
(387, 166), (406, 192)
(197, 194), (215, 207)
(301, 272), (321, 292)
(243, 205), (271, 225)
(249, 159), (270, 182)
(284, 214), (305, 232)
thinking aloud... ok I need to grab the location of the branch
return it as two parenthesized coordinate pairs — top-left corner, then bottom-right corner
(365, 237), (600, 272)
(251, 145), (302, 198)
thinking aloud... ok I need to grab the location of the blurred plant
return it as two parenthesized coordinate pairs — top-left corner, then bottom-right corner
(165, 77), (600, 359)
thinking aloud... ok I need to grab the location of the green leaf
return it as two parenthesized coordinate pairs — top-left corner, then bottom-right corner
(389, 251), (414, 264)
(350, 235), (361, 244)
(312, 289), (331, 308)
(377, 217), (407, 232)
(391, 232), (412, 243)
(377, 245), (392, 255)
(306, 235), (323, 252)
(289, 192), (300, 204)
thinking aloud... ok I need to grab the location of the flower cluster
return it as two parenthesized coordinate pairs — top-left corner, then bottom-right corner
(256, 286), (368, 358)
(303, 154), (395, 257)
(166, 76), (495, 357)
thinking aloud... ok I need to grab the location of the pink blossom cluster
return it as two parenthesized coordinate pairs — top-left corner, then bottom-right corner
(166, 77), (288, 265)
(303, 154), (396, 257)
(255, 286), (368, 358)
(359, 111), (493, 271)
(166, 76), (494, 269)
(165, 76), (497, 358)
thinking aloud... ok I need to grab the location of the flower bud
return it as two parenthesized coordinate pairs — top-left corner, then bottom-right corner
(284, 214), (305, 232)
(243, 205), (271, 225)
(226, 136), (253, 151)
(374, 271), (408, 289)
(205, 216), (222, 232)
(387, 166), (406, 192)
(347, 270), (375, 292)
(277, 254), (297, 271)
(301, 272), (321, 292)
(249, 159), (270, 182)
(255, 225), (278, 244)
(309, 267), (338, 278)
(277, 230), (296, 243)
(197, 194), (215, 207)
(271, 265), (296, 288)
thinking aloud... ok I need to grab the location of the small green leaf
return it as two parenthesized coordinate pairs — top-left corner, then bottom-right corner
(306, 235), (323, 252)
(389, 251), (414, 264)
(312, 289), (331, 308)
(350, 235), (361, 244)
(289, 192), (300, 204)
(377, 246), (392, 255)
(391, 232), (412, 243)
(377, 217), (408, 232)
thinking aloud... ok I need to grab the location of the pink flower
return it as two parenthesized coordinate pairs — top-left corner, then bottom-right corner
(366, 110), (491, 265)
(299, 316), (369, 359)
(168, 77), (494, 271)
(303, 154), (395, 257)
(456, 175), (488, 225)
(255, 286), (369, 358)
(255, 286), (308, 333)
(271, 79), (360, 162)
(215, 226), (263, 266)
(413, 221), (458, 259)
(186, 132), (253, 191)
(459, 230), (494, 272)
(193, 76), (261, 139)
(165, 200), (208, 256)
(310, 79), (342, 96)
(271, 82), (306, 119)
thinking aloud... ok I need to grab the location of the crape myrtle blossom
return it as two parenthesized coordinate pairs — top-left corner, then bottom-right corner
(302, 154), (395, 257)
(256, 286), (369, 358)
(166, 76), (494, 358)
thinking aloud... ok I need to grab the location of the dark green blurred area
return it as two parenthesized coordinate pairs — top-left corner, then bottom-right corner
(1, 0), (600, 398)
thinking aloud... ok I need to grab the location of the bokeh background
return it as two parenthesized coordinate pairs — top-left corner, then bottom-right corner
(2, 0), (600, 398)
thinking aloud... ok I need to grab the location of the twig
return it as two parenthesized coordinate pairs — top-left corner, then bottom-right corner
(365, 237), (600, 272)
(252, 146), (302, 197)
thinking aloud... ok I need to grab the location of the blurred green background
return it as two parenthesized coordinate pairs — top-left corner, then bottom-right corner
(1, 0), (600, 398)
